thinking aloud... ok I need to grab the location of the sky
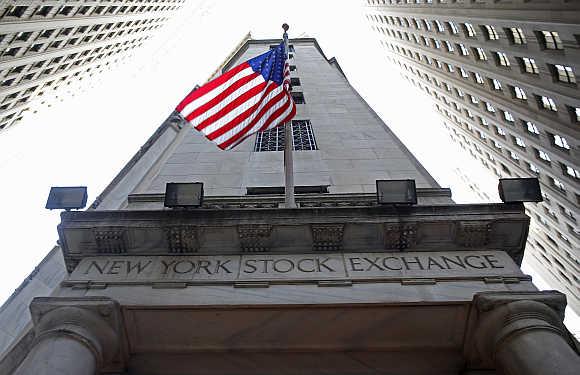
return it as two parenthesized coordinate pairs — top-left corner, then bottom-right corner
(0, 0), (577, 334)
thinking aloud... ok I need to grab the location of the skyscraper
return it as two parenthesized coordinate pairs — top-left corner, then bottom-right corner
(1, 37), (578, 374)
(364, 0), (579, 313)
(0, 0), (184, 133)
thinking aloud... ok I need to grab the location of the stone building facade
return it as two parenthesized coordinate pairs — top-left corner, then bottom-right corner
(0, 37), (578, 374)
(0, 0), (184, 133)
(364, 0), (579, 313)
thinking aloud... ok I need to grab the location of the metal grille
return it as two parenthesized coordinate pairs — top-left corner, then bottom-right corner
(292, 120), (317, 151)
(254, 120), (318, 152)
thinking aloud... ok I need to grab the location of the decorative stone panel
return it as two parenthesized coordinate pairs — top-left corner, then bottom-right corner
(456, 222), (491, 248)
(311, 224), (345, 251)
(383, 223), (417, 250)
(165, 225), (199, 253)
(238, 224), (273, 252)
(93, 227), (127, 254)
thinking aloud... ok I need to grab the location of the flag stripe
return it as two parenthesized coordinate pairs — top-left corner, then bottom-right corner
(176, 63), (250, 113)
(207, 82), (282, 140)
(223, 94), (296, 150)
(211, 87), (288, 145)
(176, 42), (296, 150)
(183, 71), (261, 123)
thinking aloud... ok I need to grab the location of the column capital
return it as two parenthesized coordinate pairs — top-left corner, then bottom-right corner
(464, 291), (575, 369)
(29, 296), (126, 373)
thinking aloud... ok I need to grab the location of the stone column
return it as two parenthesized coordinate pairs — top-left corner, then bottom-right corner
(13, 297), (124, 375)
(466, 291), (579, 375)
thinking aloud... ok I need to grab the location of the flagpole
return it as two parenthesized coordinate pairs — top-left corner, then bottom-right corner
(282, 23), (296, 208)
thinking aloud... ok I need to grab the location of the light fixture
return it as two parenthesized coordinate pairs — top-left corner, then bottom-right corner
(45, 186), (88, 210)
(164, 182), (204, 208)
(498, 178), (542, 203)
(376, 179), (417, 205)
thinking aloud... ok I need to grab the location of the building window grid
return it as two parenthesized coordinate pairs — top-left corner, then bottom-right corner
(513, 86), (527, 100)
(521, 57), (539, 74)
(483, 25), (499, 40)
(539, 95), (557, 112)
(540, 31), (563, 50)
(510, 27), (526, 44)
(554, 64), (576, 84)
(475, 47), (487, 61)
(464, 23), (476, 37)
(254, 120), (318, 152)
(495, 51), (510, 67)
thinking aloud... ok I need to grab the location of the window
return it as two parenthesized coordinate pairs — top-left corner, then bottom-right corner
(538, 95), (557, 112)
(13, 31), (32, 42)
(58, 6), (74, 16)
(464, 23), (476, 37)
(458, 44), (469, 56)
(292, 120), (318, 151)
(475, 47), (487, 61)
(513, 86), (527, 100)
(553, 64), (575, 84)
(495, 126), (506, 137)
(485, 102), (496, 113)
(495, 52), (510, 67)
(504, 111), (515, 123)
(521, 57), (539, 74)
(470, 95), (479, 104)
(571, 107), (580, 122)
(459, 67), (469, 78)
(474, 72), (484, 84)
(549, 177), (566, 192)
(444, 40), (454, 52)
(491, 78), (502, 91)
(509, 28), (526, 44)
(536, 148), (552, 163)
(34, 6), (53, 17)
(291, 92), (305, 104)
(483, 25), (499, 40)
(528, 162), (540, 174)
(0, 78), (15, 86)
(540, 31), (563, 50)
(2, 46), (20, 57)
(447, 21), (459, 34)
(3, 6), (27, 18)
(525, 121), (540, 135)
(514, 136), (526, 148)
(289, 65), (296, 72)
(290, 77), (301, 87)
(551, 134), (570, 150)
(254, 120), (317, 152)
(434, 20), (445, 33)
(509, 151), (519, 161)
(561, 163), (579, 179)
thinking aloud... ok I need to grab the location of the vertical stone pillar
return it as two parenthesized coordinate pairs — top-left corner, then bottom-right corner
(13, 297), (124, 375)
(466, 291), (579, 375)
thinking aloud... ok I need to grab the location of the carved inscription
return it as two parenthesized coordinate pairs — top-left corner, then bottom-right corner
(70, 251), (523, 284)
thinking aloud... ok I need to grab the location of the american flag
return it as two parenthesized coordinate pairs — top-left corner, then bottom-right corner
(176, 42), (296, 150)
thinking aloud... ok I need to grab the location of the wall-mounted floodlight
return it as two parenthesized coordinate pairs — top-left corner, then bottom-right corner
(45, 186), (88, 210)
(164, 182), (204, 208)
(498, 178), (542, 203)
(376, 179), (417, 205)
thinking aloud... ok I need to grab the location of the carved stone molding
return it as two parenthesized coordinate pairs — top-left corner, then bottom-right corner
(93, 227), (127, 254)
(28, 297), (126, 373)
(238, 224), (273, 252)
(383, 223), (417, 250)
(464, 291), (577, 373)
(455, 222), (491, 248)
(165, 225), (199, 253)
(311, 223), (344, 251)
